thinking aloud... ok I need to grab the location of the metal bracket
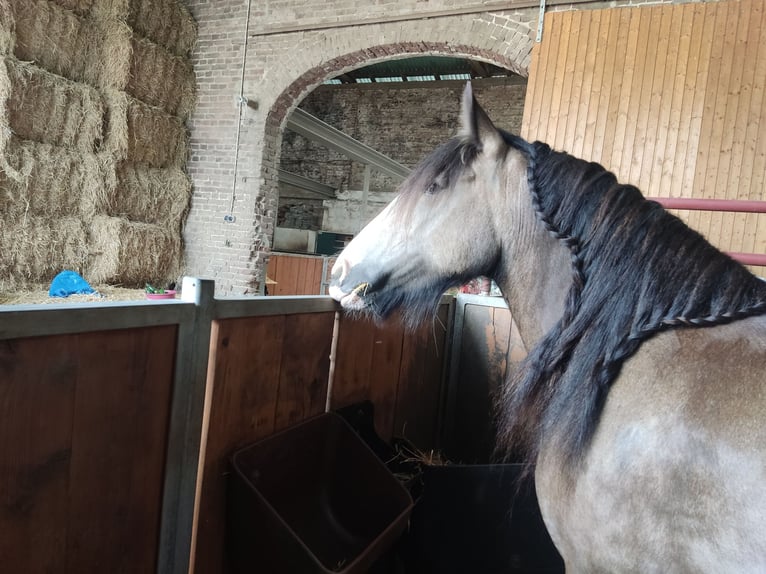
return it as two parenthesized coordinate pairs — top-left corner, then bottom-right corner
(536, 0), (546, 43)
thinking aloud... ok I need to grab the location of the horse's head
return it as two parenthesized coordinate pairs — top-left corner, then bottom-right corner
(329, 83), (528, 323)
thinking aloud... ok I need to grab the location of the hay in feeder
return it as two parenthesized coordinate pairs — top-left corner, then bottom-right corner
(126, 35), (195, 120)
(0, 215), (89, 290)
(108, 162), (191, 227)
(103, 88), (187, 168)
(0, 135), (110, 219)
(12, 0), (132, 89)
(88, 215), (182, 286)
(3, 57), (104, 151)
(0, 0), (14, 55)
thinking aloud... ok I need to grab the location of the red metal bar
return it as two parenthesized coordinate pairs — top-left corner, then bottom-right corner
(647, 197), (766, 267)
(645, 197), (766, 267)
(648, 197), (766, 213)
(726, 252), (766, 267)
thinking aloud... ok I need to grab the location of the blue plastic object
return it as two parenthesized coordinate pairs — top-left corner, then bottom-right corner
(48, 271), (96, 298)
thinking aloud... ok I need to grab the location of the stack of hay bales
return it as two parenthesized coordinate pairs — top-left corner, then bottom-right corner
(0, 0), (196, 289)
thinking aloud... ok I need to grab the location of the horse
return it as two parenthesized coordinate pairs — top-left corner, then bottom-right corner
(329, 83), (766, 573)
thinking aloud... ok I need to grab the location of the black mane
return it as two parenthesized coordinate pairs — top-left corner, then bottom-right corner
(497, 141), (766, 469)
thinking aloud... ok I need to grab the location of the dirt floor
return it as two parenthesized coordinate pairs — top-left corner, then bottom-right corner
(0, 284), (158, 305)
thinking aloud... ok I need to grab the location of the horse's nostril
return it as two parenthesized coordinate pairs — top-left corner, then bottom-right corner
(331, 257), (351, 284)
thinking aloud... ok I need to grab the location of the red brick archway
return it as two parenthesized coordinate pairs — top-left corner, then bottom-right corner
(258, 42), (530, 287)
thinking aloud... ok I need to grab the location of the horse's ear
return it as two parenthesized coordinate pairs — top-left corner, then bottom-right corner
(459, 82), (505, 158)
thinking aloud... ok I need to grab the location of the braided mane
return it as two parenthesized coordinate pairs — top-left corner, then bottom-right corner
(497, 140), (766, 468)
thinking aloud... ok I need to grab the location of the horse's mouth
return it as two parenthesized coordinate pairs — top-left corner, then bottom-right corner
(329, 282), (372, 311)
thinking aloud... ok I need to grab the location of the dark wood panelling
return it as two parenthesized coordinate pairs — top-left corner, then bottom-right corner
(446, 303), (527, 464)
(331, 305), (451, 450)
(0, 326), (177, 574)
(193, 313), (334, 574)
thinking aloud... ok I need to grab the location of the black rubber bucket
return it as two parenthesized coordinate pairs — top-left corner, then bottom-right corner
(403, 464), (564, 573)
(227, 412), (413, 574)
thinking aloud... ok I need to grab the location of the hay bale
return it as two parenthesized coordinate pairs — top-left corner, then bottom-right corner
(0, 135), (110, 218)
(0, 0), (14, 55)
(50, 0), (94, 16)
(103, 88), (187, 168)
(3, 57), (104, 151)
(126, 35), (195, 120)
(11, 0), (91, 80)
(93, 0), (196, 57)
(11, 0), (131, 89)
(128, 0), (197, 57)
(0, 54), (20, 181)
(108, 162), (191, 226)
(87, 215), (182, 286)
(0, 215), (89, 289)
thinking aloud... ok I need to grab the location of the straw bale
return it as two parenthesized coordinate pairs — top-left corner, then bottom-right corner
(93, 0), (196, 57)
(12, 0), (131, 89)
(49, 0), (95, 16)
(0, 0), (13, 55)
(109, 162), (191, 226)
(87, 215), (182, 286)
(0, 135), (110, 218)
(0, 57), (20, 180)
(126, 35), (195, 120)
(103, 88), (187, 168)
(11, 0), (90, 80)
(4, 58), (104, 149)
(128, 0), (197, 58)
(0, 215), (89, 289)
(4, 57), (104, 151)
(85, 16), (132, 90)
(89, 0), (128, 19)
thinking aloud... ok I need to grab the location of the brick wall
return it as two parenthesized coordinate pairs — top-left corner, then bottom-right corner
(281, 79), (527, 197)
(181, 0), (705, 295)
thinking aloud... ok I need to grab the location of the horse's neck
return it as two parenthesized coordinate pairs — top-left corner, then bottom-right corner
(491, 176), (571, 348)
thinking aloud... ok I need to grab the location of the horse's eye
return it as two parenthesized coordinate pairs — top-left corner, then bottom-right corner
(425, 182), (439, 195)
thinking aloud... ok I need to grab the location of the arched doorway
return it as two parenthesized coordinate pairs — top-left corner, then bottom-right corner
(263, 47), (530, 294)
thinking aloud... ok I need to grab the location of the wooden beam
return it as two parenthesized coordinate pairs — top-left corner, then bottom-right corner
(286, 108), (411, 181)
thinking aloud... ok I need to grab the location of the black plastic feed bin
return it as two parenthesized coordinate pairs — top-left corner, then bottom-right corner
(403, 464), (564, 573)
(227, 412), (414, 574)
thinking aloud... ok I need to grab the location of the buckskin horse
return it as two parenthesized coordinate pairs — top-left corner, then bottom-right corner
(329, 84), (766, 573)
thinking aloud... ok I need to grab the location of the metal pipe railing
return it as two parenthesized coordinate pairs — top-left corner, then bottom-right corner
(648, 197), (766, 213)
(647, 197), (766, 267)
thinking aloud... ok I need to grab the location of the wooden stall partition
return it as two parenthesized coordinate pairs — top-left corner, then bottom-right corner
(522, 0), (766, 276)
(443, 295), (527, 463)
(330, 300), (453, 451)
(266, 252), (331, 295)
(192, 309), (335, 574)
(0, 325), (177, 573)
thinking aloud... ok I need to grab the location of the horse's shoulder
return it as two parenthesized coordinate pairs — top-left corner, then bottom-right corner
(614, 314), (766, 444)
(633, 314), (766, 371)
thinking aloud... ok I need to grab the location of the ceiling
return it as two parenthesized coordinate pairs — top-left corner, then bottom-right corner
(328, 56), (519, 84)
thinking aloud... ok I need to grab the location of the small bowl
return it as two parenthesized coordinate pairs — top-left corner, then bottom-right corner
(145, 289), (177, 300)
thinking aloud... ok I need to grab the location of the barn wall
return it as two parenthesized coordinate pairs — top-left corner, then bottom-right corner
(522, 0), (765, 275)
(282, 78), (527, 196)
(182, 0), (722, 295)
(181, 0), (542, 295)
